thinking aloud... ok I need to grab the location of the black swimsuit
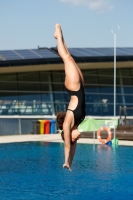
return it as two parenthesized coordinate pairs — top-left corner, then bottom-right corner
(65, 81), (86, 126)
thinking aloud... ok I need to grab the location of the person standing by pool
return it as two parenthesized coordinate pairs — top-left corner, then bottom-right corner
(54, 24), (86, 171)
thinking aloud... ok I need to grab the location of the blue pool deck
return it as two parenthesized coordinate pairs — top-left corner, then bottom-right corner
(0, 134), (133, 146)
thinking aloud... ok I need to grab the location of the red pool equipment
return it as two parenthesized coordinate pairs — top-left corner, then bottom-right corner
(44, 120), (50, 134)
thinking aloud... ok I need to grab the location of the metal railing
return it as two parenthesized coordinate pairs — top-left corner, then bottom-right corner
(119, 106), (133, 125)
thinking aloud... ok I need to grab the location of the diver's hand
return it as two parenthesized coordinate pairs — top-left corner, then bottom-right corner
(63, 163), (72, 171)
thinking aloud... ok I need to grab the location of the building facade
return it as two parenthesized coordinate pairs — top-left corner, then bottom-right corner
(0, 47), (133, 135)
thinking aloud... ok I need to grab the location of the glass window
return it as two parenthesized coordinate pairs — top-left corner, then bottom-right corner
(41, 92), (51, 102)
(82, 69), (97, 76)
(53, 92), (64, 103)
(120, 69), (131, 76)
(18, 93), (41, 102)
(117, 95), (125, 104)
(122, 78), (132, 86)
(116, 69), (120, 76)
(0, 92), (18, 115)
(18, 82), (40, 91)
(123, 86), (133, 94)
(84, 85), (99, 93)
(98, 69), (114, 76)
(62, 85), (67, 92)
(41, 90), (53, 115)
(101, 94), (115, 104)
(130, 69), (133, 76)
(125, 106), (133, 116)
(18, 72), (41, 93)
(116, 77), (121, 85)
(102, 104), (119, 116)
(102, 104), (114, 116)
(86, 104), (93, 116)
(52, 83), (64, 92)
(40, 72), (50, 82)
(40, 83), (50, 91)
(131, 78), (133, 85)
(85, 94), (101, 103)
(0, 92), (18, 101)
(97, 68), (120, 76)
(99, 86), (114, 93)
(41, 102), (53, 115)
(18, 72), (39, 82)
(2, 68), (133, 117)
(63, 92), (70, 102)
(0, 73), (17, 81)
(18, 93), (41, 115)
(61, 72), (65, 81)
(54, 102), (67, 113)
(124, 95), (133, 104)
(98, 76), (113, 85)
(116, 86), (122, 94)
(84, 75), (98, 84)
(0, 73), (17, 91)
(51, 71), (63, 82)
(0, 82), (17, 91)
(116, 105), (120, 116)
(86, 103), (102, 116)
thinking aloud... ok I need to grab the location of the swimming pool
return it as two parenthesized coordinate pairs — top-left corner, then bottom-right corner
(0, 142), (133, 200)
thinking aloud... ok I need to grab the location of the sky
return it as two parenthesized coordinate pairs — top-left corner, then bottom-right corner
(0, 0), (133, 50)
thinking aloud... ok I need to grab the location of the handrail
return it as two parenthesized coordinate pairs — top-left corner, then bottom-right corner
(119, 106), (133, 125)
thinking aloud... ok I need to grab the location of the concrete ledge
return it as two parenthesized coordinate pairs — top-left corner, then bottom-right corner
(0, 134), (133, 146)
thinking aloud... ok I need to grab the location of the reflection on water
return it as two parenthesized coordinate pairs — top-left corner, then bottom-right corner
(0, 142), (133, 200)
(96, 144), (113, 174)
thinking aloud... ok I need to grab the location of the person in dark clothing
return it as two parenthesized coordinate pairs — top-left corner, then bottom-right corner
(54, 24), (86, 171)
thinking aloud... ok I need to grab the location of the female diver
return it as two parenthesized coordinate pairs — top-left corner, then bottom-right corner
(54, 24), (86, 171)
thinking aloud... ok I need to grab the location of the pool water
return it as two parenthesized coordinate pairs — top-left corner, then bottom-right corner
(0, 142), (133, 200)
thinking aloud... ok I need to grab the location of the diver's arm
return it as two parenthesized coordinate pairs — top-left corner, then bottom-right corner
(69, 141), (77, 167)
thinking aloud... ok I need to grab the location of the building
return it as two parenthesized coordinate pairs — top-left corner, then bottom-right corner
(0, 47), (133, 135)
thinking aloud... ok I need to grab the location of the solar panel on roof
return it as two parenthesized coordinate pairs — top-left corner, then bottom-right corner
(68, 48), (89, 57)
(0, 47), (133, 64)
(0, 49), (60, 62)
(34, 49), (59, 58)
(68, 47), (133, 57)
(88, 48), (114, 56)
(15, 50), (40, 59)
(125, 48), (133, 54)
(86, 48), (106, 56)
(0, 50), (21, 60)
(116, 49), (128, 56)
(68, 48), (110, 57)
(0, 54), (6, 60)
(117, 48), (133, 56)
(83, 48), (103, 56)
(75, 48), (94, 56)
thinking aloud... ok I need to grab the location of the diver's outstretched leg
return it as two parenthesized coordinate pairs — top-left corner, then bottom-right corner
(54, 23), (70, 62)
(54, 24), (82, 86)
